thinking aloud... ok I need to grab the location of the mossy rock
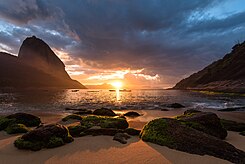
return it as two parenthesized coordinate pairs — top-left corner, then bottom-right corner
(140, 118), (175, 146)
(6, 113), (41, 127)
(240, 131), (245, 136)
(14, 138), (44, 151)
(176, 111), (227, 139)
(5, 124), (29, 134)
(47, 137), (65, 148)
(81, 116), (128, 129)
(125, 128), (141, 136)
(0, 117), (14, 130)
(93, 108), (116, 116)
(68, 125), (88, 137)
(140, 118), (245, 163)
(62, 114), (82, 122)
(14, 124), (74, 151)
(220, 119), (245, 132)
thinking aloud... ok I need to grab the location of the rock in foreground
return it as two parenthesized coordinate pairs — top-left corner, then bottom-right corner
(14, 124), (73, 151)
(6, 113), (41, 127)
(140, 118), (245, 163)
(176, 111), (227, 139)
(5, 124), (29, 134)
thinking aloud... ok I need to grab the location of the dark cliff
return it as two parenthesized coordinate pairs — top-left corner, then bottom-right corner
(173, 41), (245, 93)
(0, 36), (86, 89)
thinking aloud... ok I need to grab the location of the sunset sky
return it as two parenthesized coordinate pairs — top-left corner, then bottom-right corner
(0, 0), (245, 88)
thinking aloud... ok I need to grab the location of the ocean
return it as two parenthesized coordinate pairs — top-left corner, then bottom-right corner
(0, 89), (245, 114)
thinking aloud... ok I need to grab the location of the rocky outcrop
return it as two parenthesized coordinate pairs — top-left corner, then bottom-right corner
(6, 113), (41, 127)
(176, 111), (227, 139)
(14, 124), (73, 151)
(140, 118), (245, 163)
(0, 36), (86, 89)
(173, 41), (245, 93)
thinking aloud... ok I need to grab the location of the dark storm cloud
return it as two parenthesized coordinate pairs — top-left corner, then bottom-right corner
(0, 0), (245, 86)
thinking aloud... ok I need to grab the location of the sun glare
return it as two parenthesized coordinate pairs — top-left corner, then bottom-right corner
(111, 81), (123, 89)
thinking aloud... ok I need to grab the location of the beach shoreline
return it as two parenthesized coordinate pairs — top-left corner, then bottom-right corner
(0, 109), (244, 164)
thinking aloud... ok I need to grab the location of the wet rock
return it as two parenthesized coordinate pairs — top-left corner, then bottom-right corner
(177, 111), (227, 139)
(6, 113), (41, 127)
(125, 128), (141, 136)
(113, 133), (131, 144)
(140, 118), (245, 163)
(124, 111), (141, 117)
(62, 114), (82, 122)
(220, 119), (245, 132)
(93, 108), (116, 116)
(167, 103), (185, 108)
(14, 124), (73, 151)
(81, 116), (128, 129)
(68, 125), (88, 137)
(5, 124), (29, 134)
(0, 117), (13, 130)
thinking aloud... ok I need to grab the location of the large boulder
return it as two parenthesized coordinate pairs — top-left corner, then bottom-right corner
(67, 116), (129, 137)
(14, 124), (73, 151)
(6, 113), (41, 127)
(140, 118), (245, 163)
(93, 108), (116, 116)
(176, 111), (227, 139)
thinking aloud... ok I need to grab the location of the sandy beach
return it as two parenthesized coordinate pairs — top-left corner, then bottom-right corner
(0, 109), (244, 164)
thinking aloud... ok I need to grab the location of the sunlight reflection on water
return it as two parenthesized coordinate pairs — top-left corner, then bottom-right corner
(0, 89), (245, 114)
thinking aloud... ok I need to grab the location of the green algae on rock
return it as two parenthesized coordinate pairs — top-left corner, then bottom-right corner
(140, 118), (245, 163)
(14, 124), (73, 151)
(5, 124), (29, 134)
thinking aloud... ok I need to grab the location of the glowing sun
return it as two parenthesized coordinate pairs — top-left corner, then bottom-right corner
(111, 81), (123, 89)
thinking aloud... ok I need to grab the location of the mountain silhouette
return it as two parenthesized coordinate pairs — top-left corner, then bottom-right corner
(173, 41), (245, 93)
(0, 36), (86, 89)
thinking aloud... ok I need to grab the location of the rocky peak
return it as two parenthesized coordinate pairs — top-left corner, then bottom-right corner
(173, 41), (245, 93)
(18, 36), (68, 78)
